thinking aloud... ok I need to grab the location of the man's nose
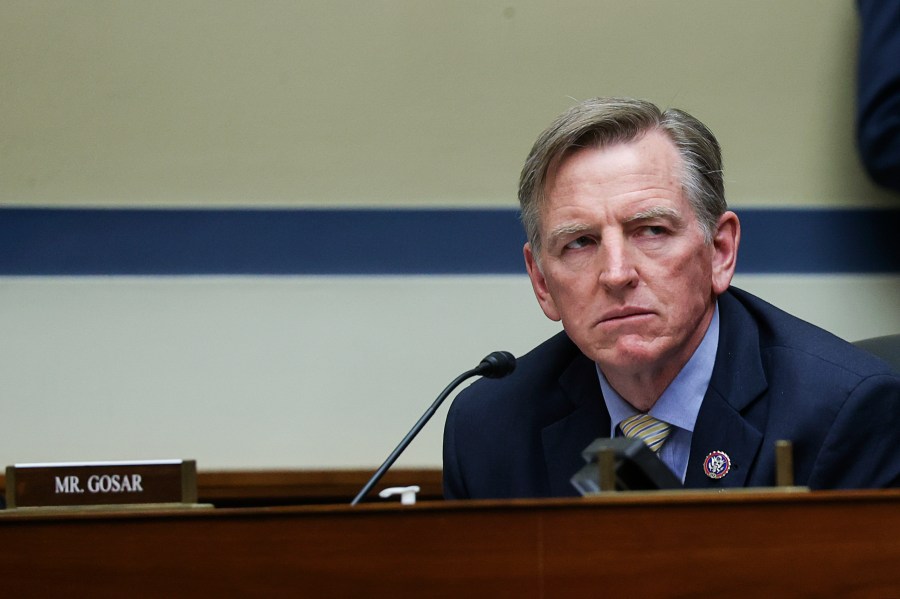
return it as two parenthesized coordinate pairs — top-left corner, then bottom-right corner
(597, 239), (638, 289)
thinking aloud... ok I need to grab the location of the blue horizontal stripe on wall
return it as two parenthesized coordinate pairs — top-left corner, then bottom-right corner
(0, 207), (898, 275)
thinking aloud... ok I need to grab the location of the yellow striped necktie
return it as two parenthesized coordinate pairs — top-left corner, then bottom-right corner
(619, 413), (672, 453)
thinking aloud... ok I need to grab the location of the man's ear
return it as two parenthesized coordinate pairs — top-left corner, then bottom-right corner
(524, 243), (562, 322)
(711, 211), (740, 294)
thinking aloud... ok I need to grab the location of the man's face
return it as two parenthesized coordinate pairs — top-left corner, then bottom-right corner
(524, 131), (738, 381)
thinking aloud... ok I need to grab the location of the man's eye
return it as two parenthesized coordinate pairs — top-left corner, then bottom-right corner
(642, 225), (667, 236)
(565, 236), (593, 250)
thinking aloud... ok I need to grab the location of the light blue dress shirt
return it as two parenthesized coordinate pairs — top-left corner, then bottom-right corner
(597, 303), (720, 482)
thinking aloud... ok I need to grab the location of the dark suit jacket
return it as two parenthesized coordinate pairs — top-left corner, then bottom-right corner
(443, 287), (900, 499)
(857, 0), (900, 191)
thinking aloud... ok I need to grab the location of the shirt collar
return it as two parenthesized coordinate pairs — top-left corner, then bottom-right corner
(598, 302), (720, 435)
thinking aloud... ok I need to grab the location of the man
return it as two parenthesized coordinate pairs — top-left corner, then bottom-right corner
(443, 97), (900, 499)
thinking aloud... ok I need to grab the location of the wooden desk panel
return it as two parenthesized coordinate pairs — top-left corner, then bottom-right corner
(3, 490), (900, 597)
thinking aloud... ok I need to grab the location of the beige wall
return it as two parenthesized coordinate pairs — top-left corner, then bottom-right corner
(2, 0), (896, 208)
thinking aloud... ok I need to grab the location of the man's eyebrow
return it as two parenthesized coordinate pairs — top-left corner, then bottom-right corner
(624, 206), (684, 224)
(546, 222), (592, 245)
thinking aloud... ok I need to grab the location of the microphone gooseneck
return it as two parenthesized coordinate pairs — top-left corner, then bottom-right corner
(350, 351), (517, 506)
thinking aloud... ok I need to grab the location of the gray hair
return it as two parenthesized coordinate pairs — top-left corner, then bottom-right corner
(519, 97), (726, 256)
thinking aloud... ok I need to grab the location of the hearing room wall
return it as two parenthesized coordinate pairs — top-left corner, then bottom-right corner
(1, 1), (897, 470)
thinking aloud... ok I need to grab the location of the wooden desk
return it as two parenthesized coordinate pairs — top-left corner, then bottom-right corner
(3, 490), (900, 597)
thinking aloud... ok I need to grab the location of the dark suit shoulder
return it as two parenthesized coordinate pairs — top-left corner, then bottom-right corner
(443, 330), (598, 499)
(717, 287), (898, 427)
(712, 287), (900, 489)
(725, 287), (894, 379)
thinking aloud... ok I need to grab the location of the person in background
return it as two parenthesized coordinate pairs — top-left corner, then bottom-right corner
(857, 0), (900, 192)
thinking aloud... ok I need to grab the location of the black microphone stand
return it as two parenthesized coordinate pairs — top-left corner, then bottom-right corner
(350, 368), (477, 506)
(350, 352), (514, 506)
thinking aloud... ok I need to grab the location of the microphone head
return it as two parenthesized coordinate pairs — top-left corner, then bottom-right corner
(476, 351), (517, 379)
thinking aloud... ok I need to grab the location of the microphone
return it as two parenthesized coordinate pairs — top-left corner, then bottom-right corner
(350, 351), (516, 505)
(474, 350), (516, 378)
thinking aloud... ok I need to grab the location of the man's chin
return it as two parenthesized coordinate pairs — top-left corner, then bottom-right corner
(589, 338), (662, 371)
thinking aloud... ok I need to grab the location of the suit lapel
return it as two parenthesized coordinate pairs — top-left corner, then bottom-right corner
(541, 353), (610, 496)
(685, 290), (769, 488)
(684, 388), (764, 487)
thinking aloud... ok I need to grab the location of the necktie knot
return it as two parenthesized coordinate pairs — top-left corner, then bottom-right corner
(620, 413), (672, 453)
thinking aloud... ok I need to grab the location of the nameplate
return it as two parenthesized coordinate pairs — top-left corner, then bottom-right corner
(5, 460), (197, 509)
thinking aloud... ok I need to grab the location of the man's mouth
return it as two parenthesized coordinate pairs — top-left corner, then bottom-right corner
(599, 308), (653, 325)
